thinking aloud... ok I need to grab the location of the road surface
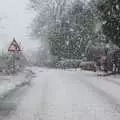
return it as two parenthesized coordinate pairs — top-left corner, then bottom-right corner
(0, 67), (120, 120)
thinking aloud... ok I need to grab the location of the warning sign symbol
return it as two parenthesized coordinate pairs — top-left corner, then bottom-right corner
(8, 38), (21, 52)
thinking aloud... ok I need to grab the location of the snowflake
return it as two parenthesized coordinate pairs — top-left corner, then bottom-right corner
(116, 4), (119, 10)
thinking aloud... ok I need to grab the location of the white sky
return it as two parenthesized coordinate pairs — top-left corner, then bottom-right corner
(0, 0), (39, 52)
(0, 0), (90, 53)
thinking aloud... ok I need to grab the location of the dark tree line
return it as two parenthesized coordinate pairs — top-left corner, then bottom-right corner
(97, 0), (120, 47)
(48, 0), (102, 59)
(29, 0), (120, 64)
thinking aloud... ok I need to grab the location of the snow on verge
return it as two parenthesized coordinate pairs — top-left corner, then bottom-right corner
(0, 68), (34, 98)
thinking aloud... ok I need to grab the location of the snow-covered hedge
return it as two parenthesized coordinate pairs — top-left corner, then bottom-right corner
(80, 61), (96, 72)
(56, 59), (82, 69)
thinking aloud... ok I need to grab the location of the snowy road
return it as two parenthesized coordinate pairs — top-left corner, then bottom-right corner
(1, 67), (120, 120)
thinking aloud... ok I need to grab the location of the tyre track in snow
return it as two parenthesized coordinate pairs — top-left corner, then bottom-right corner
(79, 76), (120, 114)
(2, 68), (120, 120)
(42, 70), (120, 120)
(62, 70), (120, 119)
(99, 76), (120, 87)
(40, 78), (49, 120)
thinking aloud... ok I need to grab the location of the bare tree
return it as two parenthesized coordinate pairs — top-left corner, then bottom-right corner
(29, 0), (68, 38)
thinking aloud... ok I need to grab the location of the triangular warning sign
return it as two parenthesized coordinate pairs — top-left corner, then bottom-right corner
(8, 38), (21, 52)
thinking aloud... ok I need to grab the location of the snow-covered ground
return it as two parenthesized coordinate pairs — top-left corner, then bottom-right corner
(0, 68), (33, 98)
(0, 67), (120, 120)
(0, 67), (119, 120)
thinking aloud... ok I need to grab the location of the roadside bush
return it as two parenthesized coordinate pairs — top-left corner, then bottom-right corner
(80, 61), (96, 72)
(56, 59), (81, 69)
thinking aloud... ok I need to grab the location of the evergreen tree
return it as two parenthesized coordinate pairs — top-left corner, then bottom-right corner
(97, 0), (120, 47)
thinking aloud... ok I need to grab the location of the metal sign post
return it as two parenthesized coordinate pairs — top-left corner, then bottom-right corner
(12, 52), (16, 73)
(8, 38), (21, 73)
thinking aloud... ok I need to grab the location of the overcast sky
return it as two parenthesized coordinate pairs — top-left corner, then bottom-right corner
(0, 0), (39, 52)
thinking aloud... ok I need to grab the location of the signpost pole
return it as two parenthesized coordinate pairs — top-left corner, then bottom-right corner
(8, 38), (21, 73)
(13, 52), (15, 73)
